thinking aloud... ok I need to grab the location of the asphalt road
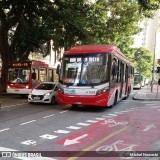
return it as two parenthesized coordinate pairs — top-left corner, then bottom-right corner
(0, 91), (160, 160)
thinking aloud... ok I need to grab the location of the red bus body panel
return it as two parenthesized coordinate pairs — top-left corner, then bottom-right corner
(56, 92), (110, 106)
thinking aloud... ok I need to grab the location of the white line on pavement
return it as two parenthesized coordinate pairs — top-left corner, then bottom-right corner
(59, 110), (68, 113)
(20, 120), (36, 126)
(1, 103), (27, 109)
(86, 120), (98, 123)
(0, 128), (10, 132)
(77, 122), (90, 126)
(66, 126), (81, 130)
(43, 114), (55, 119)
(54, 130), (70, 134)
(95, 118), (105, 120)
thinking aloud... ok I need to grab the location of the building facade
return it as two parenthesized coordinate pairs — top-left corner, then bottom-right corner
(133, 10), (160, 59)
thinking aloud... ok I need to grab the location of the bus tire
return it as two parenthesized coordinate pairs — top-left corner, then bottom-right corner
(109, 91), (118, 108)
(71, 104), (79, 109)
(124, 88), (130, 100)
(114, 91), (118, 105)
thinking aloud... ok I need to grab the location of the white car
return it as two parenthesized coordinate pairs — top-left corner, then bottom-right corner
(28, 82), (58, 104)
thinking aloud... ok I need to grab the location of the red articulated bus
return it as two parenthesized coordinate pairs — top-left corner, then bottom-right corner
(56, 44), (134, 107)
(6, 61), (56, 95)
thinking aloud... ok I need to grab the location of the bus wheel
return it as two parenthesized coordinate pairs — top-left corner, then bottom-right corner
(109, 91), (118, 108)
(124, 88), (130, 100)
(51, 96), (56, 104)
(71, 104), (78, 109)
(113, 91), (118, 105)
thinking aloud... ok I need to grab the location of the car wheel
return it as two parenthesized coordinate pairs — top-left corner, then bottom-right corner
(51, 96), (55, 104)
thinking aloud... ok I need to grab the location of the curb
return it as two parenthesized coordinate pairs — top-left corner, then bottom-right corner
(132, 89), (160, 101)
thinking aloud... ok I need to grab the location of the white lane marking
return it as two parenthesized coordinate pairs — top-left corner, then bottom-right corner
(66, 126), (81, 130)
(39, 134), (57, 140)
(114, 112), (124, 114)
(0, 146), (57, 160)
(120, 111), (129, 113)
(21, 140), (37, 146)
(77, 122), (90, 126)
(43, 114), (55, 119)
(108, 114), (117, 116)
(86, 120), (98, 123)
(95, 118), (105, 120)
(54, 130), (70, 134)
(102, 114), (117, 118)
(1, 103), (27, 109)
(143, 124), (156, 131)
(150, 106), (160, 108)
(60, 110), (68, 113)
(0, 128), (10, 132)
(20, 120), (36, 126)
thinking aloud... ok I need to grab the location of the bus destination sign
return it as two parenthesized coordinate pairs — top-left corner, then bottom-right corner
(11, 63), (29, 67)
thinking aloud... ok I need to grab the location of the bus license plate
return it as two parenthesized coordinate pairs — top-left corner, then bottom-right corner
(15, 89), (19, 92)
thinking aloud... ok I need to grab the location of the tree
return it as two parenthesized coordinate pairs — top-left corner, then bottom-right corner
(0, 0), (159, 92)
(134, 47), (153, 78)
(0, 0), (91, 92)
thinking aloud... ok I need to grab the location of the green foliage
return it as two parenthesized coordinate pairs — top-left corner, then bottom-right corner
(0, 0), (159, 61)
(133, 47), (154, 78)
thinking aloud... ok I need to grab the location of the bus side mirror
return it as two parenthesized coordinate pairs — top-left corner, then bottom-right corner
(158, 79), (160, 85)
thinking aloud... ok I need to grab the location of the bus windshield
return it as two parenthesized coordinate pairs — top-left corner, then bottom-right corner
(8, 68), (30, 84)
(61, 53), (109, 86)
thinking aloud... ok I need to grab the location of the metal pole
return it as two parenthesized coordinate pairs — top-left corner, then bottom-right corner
(156, 85), (159, 99)
(151, 51), (156, 92)
(151, 26), (157, 92)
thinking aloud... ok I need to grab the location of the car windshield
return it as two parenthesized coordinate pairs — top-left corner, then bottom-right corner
(61, 53), (109, 86)
(35, 83), (56, 90)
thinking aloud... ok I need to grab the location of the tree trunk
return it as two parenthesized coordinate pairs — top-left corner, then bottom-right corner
(0, 12), (11, 93)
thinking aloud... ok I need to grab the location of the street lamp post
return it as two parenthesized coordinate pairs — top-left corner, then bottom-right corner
(151, 28), (157, 92)
(151, 50), (156, 92)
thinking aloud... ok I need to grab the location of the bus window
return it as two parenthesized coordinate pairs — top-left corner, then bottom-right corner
(8, 68), (30, 84)
(48, 69), (54, 82)
(116, 59), (120, 83)
(111, 58), (117, 80)
(39, 68), (47, 82)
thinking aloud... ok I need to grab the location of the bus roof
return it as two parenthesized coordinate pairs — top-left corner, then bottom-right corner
(65, 44), (134, 66)
(65, 44), (117, 54)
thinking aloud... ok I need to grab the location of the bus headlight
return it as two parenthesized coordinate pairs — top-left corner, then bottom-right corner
(26, 85), (29, 89)
(7, 86), (10, 89)
(96, 87), (109, 95)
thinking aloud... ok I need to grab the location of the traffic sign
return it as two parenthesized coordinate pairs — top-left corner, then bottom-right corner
(157, 59), (160, 65)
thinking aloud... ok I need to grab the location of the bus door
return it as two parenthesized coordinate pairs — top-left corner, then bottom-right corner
(124, 64), (128, 95)
(119, 62), (124, 98)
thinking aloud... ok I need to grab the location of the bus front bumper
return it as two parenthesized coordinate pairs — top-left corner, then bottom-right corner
(56, 92), (109, 107)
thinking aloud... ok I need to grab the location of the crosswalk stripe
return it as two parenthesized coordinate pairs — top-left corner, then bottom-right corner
(66, 126), (81, 130)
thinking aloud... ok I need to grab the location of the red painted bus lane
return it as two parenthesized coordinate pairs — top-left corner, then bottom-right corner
(54, 107), (160, 160)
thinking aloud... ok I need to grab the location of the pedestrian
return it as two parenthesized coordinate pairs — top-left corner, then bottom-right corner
(32, 68), (36, 80)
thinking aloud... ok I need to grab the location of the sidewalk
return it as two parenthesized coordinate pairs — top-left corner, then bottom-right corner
(133, 85), (160, 101)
